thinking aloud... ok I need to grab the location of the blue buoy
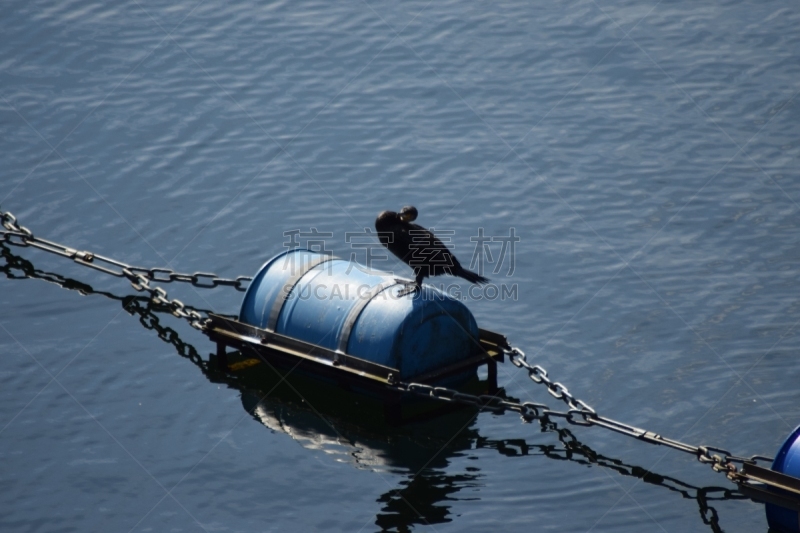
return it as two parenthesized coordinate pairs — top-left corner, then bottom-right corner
(767, 425), (800, 532)
(239, 249), (481, 380)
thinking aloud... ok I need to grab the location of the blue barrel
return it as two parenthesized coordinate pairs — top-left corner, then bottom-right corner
(239, 249), (481, 380)
(767, 425), (800, 532)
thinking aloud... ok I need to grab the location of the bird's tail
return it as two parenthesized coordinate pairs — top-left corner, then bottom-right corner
(456, 266), (490, 285)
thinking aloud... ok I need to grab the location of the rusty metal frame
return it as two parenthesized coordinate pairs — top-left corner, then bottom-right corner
(206, 313), (506, 392)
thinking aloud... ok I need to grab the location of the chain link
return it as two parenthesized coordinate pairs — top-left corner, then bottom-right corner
(1, 210), (251, 291)
(508, 347), (596, 416)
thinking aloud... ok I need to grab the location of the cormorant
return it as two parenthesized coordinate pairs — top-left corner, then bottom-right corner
(375, 206), (489, 295)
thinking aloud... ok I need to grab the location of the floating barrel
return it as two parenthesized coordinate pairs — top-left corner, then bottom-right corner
(767, 425), (800, 532)
(239, 249), (481, 380)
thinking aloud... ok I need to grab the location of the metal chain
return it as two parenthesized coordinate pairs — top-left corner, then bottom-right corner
(0, 240), (246, 378)
(123, 268), (207, 330)
(392, 380), (600, 428)
(123, 296), (208, 366)
(0, 210), (251, 291)
(394, 346), (773, 483)
(10, 238), (737, 530)
(2, 209), (775, 484)
(0, 241), (235, 319)
(507, 347), (596, 416)
(0, 209), (251, 330)
(504, 347), (774, 477)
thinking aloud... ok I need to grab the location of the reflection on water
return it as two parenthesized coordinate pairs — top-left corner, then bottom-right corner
(376, 472), (480, 531)
(229, 356), (746, 533)
(242, 386), (483, 530)
(0, 242), (752, 532)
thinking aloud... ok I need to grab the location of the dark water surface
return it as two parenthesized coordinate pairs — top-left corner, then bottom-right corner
(2, 0), (800, 531)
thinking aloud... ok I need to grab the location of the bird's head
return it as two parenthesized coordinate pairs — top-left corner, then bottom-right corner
(399, 205), (418, 223)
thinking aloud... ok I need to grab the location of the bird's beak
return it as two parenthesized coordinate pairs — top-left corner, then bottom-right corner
(399, 212), (412, 222)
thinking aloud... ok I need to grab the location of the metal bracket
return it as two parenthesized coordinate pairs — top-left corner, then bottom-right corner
(739, 462), (800, 496)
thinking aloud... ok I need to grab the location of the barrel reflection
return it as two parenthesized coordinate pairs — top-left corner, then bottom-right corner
(229, 349), (484, 530)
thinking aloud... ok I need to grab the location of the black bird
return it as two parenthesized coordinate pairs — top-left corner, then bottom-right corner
(375, 206), (489, 295)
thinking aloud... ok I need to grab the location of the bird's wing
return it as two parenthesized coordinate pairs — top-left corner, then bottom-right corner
(391, 223), (416, 262)
(406, 222), (462, 269)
